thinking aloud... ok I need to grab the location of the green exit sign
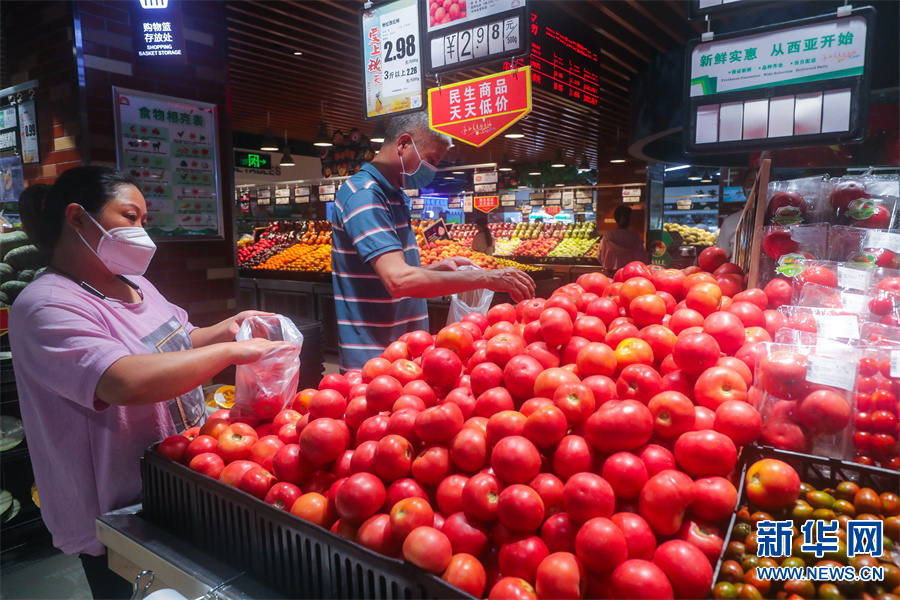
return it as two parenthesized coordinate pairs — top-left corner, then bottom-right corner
(235, 150), (272, 169)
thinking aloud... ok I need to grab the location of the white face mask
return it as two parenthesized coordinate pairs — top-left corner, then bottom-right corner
(77, 210), (157, 276)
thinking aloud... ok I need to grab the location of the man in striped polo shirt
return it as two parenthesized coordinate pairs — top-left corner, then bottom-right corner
(331, 112), (535, 371)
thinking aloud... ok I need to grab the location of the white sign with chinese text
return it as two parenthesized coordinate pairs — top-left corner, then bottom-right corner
(690, 16), (867, 97)
(113, 87), (220, 238)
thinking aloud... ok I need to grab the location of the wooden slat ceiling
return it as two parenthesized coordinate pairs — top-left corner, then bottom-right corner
(225, 0), (700, 169)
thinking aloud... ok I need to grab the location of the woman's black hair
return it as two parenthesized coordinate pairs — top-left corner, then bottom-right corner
(19, 166), (137, 255)
(614, 204), (632, 228)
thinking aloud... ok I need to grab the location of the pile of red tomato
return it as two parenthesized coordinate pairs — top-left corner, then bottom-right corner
(158, 248), (833, 599)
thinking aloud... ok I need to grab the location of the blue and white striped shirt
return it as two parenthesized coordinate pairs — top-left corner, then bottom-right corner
(331, 162), (428, 371)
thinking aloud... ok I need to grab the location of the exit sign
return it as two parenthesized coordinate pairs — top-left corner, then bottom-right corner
(235, 151), (272, 170)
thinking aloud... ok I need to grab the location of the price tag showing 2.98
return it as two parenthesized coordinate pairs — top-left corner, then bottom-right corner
(361, 0), (424, 119)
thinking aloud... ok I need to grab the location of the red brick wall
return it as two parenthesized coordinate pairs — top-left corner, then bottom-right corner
(3, 2), (84, 183)
(5, 1), (237, 330)
(77, 1), (236, 329)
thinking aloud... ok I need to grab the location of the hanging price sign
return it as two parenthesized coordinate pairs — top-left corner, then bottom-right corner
(474, 195), (499, 212)
(428, 66), (532, 147)
(361, 0), (425, 119)
(545, 206), (562, 216)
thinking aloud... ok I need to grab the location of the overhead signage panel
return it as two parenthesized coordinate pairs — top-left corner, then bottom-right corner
(683, 6), (874, 155)
(361, 0), (425, 119)
(424, 0), (528, 74)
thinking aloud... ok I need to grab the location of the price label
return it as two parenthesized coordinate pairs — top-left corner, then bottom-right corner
(813, 314), (860, 339)
(806, 355), (857, 391)
(275, 188), (290, 198)
(294, 186), (310, 196)
(864, 230), (900, 253)
(275, 196), (290, 205)
(891, 350), (900, 378)
(501, 200), (516, 207)
(475, 183), (497, 193)
(296, 196), (310, 204)
(840, 292), (868, 314)
(318, 184), (336, 195)
(790, 226), (820, 244)
(837, 266), (871, 290)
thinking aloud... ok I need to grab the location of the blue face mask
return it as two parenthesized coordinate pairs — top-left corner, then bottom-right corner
(400, 138), (438, 189)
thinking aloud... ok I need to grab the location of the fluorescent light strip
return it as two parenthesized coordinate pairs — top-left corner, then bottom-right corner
(665, 165), (691, 172)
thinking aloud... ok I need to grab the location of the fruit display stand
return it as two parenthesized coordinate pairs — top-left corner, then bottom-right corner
(134, 445), (473, 600)
(237, 222), (561, 349)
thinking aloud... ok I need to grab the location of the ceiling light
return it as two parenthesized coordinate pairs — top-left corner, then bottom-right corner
(700, 169), (713, 183)
(370, 121), (386, 144)
(313, 121), (332, 147)
(688, 167), (701, 181)
(452, 170), (465, 175)
(665, 164), (691, 172)
(551, 150), (566, 168)
(498, 154), (513, 172)
(260, 111), (279, 151)
(555, 183), (565, 187)
(504, 122), (525, 139)
(293, 51), (303, 56)
(279, 130), (295, 166)
(528, 163), (542, 176)
(444, 175), (455, 180)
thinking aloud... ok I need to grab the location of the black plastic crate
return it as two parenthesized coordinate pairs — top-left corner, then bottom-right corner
(711, 444), (900, 589)
(142, 447), (473, 600)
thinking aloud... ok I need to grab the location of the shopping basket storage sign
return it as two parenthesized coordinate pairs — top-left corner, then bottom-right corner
(428, 66), (531, 147)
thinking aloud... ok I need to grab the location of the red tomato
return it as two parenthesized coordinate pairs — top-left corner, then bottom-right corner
(533, 367), (580, 400)
(647, 391), (696, 440)
(552, 435), (596, 483)
(672, 332), (721, 375)
(611, 559), (674, 600)
(616, 364), (665, 404)
(575, 342), (617, 378)
(685, 281), (723, 316)
(318, 372), (351, 397)
(638, 470), (696, 536)
(385, 478), (429, 512)
(486, 410), (527, 447)
(758, 350), (809, 399)
(264, 481), (302, 512)
(238, 466), (276, 499)
(449, 427), (489, 473)
(673, 430), (737, 478)
(402, 526), (452, 573)
(601, 452), (648, 501)
(639, 324), (678, 364)
(498, 484), (545, 533)
(795, 389), (851, 434)
(299, 417), (347, 465)
(539, 307), (574, 347)
(584, 399), (653, 454)
(487, 303), (517, 325)
(629, 294), (666, 327)
(216, 424), (259, 464)
(698, 246), (728, 272)
(652, 540), (713, 600)
(610, 512), (657, 561)
(158, 434), (190, 463)
(614, 337), (655, 369)
(188, 452), (225, 479)
(574, 517), (627, 574)
(523, 405), (568, 449)
(443, 553), (487, 598)
(745, 458), (801, 510)
(491, 436), (541, 485)
(694, 366), (748, 410)
(714, 400), (762, 446)
(499, 536), (550, 585)
(488, 577), (538, 600)
(335, 473), (387, 525)
(389, 497), (434, 545)
(290, 492), (335, 527)
(690, 476), (738, 522)
(462, 472), (502, 523)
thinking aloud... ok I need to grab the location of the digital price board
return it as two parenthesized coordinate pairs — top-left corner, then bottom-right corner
(525, 4), (600, 108)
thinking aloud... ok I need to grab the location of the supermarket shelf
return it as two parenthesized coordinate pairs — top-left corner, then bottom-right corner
(663, 209), (718, 215)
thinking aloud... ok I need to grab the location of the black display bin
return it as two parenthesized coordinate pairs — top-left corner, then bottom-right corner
(141, 447), (474, 600)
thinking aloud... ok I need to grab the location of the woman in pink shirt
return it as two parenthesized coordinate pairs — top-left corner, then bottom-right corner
(10, 166), (290, 599)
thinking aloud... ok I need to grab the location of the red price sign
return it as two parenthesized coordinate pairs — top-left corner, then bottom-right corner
(544, 206), (561, 216)
(474, 195), (499, 213)
(428, 66), (531, 147)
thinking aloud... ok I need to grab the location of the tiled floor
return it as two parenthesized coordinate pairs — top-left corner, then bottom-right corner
(1, 547), (93, 599)
(1, 353), (342, 599)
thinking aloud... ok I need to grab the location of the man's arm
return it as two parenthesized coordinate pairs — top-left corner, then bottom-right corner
(371, 250), (535, 303)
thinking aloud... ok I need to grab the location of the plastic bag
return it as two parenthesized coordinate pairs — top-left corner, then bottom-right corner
(447, 266), (494, 325)
(232, 315), (304, 421)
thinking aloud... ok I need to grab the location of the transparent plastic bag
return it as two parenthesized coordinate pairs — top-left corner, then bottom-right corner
(447, 266), (494, 325)
(232, 315), (304, 421)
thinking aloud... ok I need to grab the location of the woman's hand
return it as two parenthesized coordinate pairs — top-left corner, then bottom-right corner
(230, 338), (297, 365)
(226, 310), (275, 339)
